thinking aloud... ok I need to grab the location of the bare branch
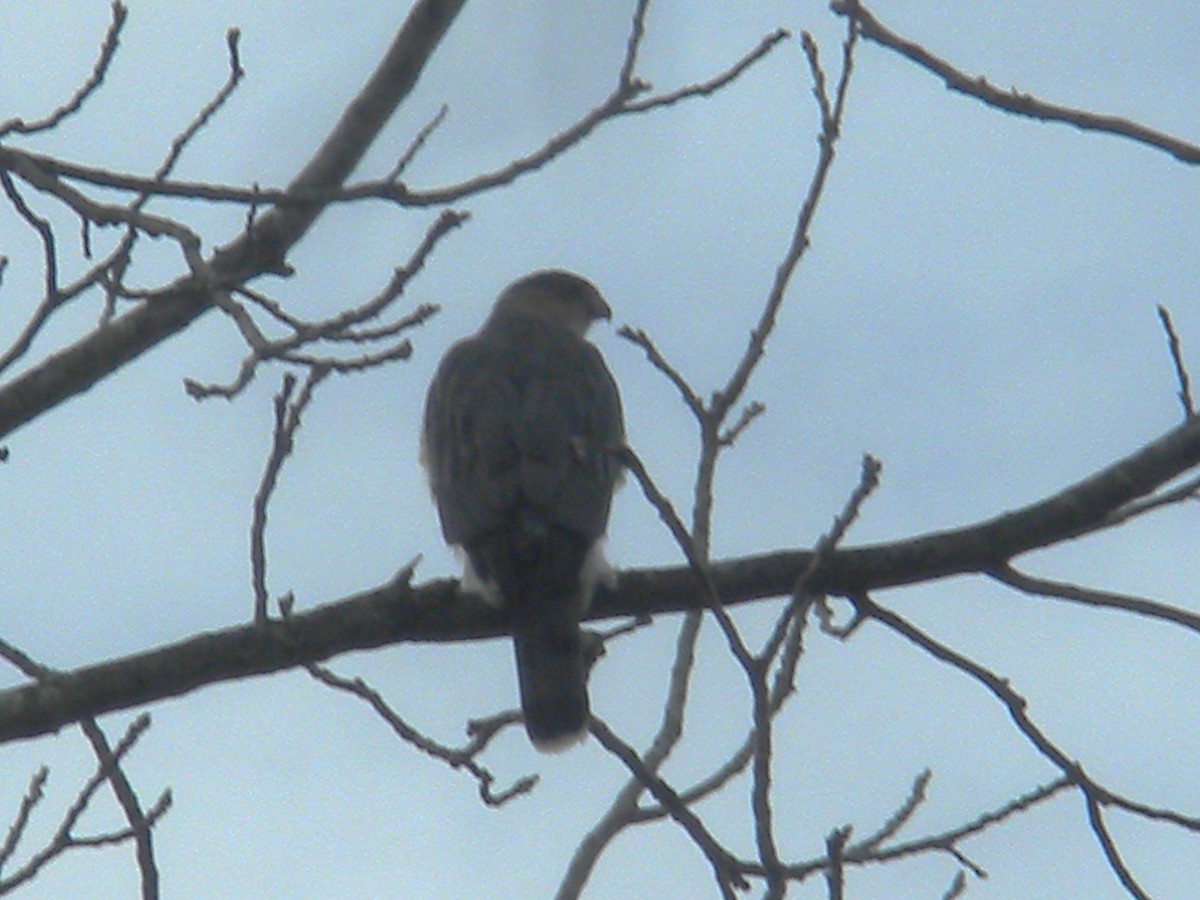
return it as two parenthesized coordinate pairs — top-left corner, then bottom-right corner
(1084, 795), (1151, 900)
(713, 22), (856, 423)
(1099, 471), (1200, 528)
(303, 661), (537, 807)
(0, 2), (128, 139)
(718, 401), (765, 447)
(79, 718), (161, 900)
(856, 592), (1079, 773)
(941, 871), (967, 900)
(793, 453), (881, 600)
(617, 0), (651, 88)
(831, 0), (1200, 164)
(853, 593), (1193, 897)
(0, 23), (787, 215)
(1158, 304), (1194, 417)
(151, 28), (246, 188)
(250, 369), (329, 624)
(184, 208), (461, 400)
(0, 715), (168, 895)
(634, 608), (809, 823)
(824, 826), (851, 900)
(0, 172), (60, 375)
(990, 563), (1200, 635)
(742, 775), (1071, 882)
(282, 340), (414, 373)
(618, 445), (754, 665)
(0, 768), (48, 872)
(6, 154), (205, 265)
(617, 326), (704, 419)
(4, 412), (1200, 744)
(386, 104), (448, 181)
(590, 717), (747, 897)
(0, 0), (470, 441)
(850, 770), (932, 854)
(559, 611), (706, 897)
(624, 28), (791, 113)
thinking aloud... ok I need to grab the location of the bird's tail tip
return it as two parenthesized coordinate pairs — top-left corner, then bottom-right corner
(513, 623), (590, 754)
(529, 722), (589, 754)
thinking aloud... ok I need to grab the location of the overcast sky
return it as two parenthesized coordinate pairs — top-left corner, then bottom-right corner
(2, 1), (1199, 897)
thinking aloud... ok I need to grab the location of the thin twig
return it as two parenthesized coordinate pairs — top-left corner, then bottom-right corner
(941, 871), (968, 900)
(0, 2), (128, 138)
(0, 26), (788, 212)
(303, 660), (536, 806)
(825, 826), (851, 900)
(6, 153), (206, 269)
(150, 28), (245, 190)
(0, 768), (48, 871)
(0, 172), (61, 376)
(718, 401), (766, 447)
(713, 21), (856, 425)
(0, 715), (168, 895)
(853, 769), (930, 851)
(249, 369), (331, 623)
(1158, 304), (1194, 417)
(617, 326), (704, 419)
(185, 209), (461, 400)
(386, 104), (449, 180)
(761, 776), (1071, 881)
(618, 446), (754, 666)
(624, 28), (791, 113)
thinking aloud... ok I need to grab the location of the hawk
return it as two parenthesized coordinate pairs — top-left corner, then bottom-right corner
(421, 270), (625, 751)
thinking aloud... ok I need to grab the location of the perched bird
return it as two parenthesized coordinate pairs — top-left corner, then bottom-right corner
(421, 270), (625, 751)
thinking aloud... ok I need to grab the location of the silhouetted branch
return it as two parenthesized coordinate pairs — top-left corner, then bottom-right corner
(824, 826), (850, 900)
(183, 208), (458, 400)
(0, 22), (789, 213)
(0, 768), (47, 873)
(0, 2), (128, 139)
(590, 717), (747, 898)
(0, 715), (169, 896)
(1084, 795), (1150, 899)
(0, 0), (470, 441)
(248, 370), (329, 623)
(0, 172), (60, 375)
(990, 563), (1200, 635)
(0, 410), (1195, 742)
(304, 660), (537, 807)
(831, 0), (1200, 164)
(79, 718), (161, 900)
(625, 28), (790, 113)
(854, 592), (1192, 896)
(1158, 304), (1194, 417)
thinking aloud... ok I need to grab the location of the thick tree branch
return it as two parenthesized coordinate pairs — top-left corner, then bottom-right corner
(0, 415), (1198, 744)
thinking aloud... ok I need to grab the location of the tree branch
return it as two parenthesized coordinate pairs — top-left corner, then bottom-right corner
(0, 0), (468, 441)
(0, 414), (1197, 743)
(831, 0), (1200, 164)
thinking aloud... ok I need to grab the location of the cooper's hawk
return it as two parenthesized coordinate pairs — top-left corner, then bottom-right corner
(422, 270), (625, 751)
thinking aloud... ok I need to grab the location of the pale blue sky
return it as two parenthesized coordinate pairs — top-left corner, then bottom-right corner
(2, 2), (1199, 897)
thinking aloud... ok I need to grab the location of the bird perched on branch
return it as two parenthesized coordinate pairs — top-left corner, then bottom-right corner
(422, 270), (625, 751)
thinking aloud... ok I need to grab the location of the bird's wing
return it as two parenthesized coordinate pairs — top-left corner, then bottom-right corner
(422, 318), (623, 546)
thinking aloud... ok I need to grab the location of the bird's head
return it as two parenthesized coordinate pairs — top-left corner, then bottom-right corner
(489, 269), (611, 337)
